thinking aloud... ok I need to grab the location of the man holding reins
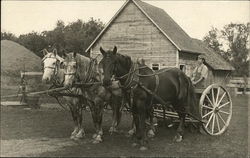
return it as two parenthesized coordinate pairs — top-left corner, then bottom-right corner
(191, 55), (209, 88)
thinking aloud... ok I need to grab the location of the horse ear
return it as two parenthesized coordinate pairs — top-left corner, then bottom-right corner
(60, 62), (65, 69)
(113, 46), (117, 55)
(53, 48), (57, 56)
(62, 52), (67, 59)
(73, 52), (77, 58)
(42, 49), (48, 56)
(100, 47), (106, 56)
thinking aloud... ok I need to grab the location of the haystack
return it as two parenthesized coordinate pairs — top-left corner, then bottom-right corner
(1, 40), (43, 96)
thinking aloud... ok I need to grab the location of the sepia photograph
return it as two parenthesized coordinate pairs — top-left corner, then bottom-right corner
(1, 0), (249, 157)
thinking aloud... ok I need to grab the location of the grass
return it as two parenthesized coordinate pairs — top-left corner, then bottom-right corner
(0, 95), (249, 157)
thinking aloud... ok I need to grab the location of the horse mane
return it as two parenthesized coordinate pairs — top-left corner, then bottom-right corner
(56, 54), (64, 62)
(71, 53), (91, 81)
(115, 53), (132, 70)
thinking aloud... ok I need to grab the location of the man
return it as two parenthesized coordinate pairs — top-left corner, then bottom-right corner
(191, 55), (208, 88)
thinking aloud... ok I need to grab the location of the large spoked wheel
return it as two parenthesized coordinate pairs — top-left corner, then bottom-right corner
(199, 84), (232, 136)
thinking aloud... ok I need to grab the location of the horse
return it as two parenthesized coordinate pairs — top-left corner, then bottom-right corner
(62, 52), (124, 143)
(41, 48), (85, 140)
(99, 46), (200, 150)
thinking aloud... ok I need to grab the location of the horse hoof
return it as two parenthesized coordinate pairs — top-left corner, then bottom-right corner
(132, 143), (138, 147)
(75, 135), (84, 139)
(92, 140), (101, 144)
(139, 146), (148, 151)
(72, 137), (80, 141)
(173, 135), (183, 142)
(128, 129), (135, 136)
(70, 135), (75, 139)
(147, 129), (155, 138)
(96, 135), (103, 142)
(92, 134), (98, 139)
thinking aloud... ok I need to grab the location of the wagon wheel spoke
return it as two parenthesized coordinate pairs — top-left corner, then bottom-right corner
(216, 114), (221, 131)
(211, 88), (215, 105)
(218, 101), (230, 110)
(217, 92), (226, 107)
(202, 110), (213, 119)
(211, 113), (216, 134)
(217, 112), (226, 125)
(218, 110), (230, 115)
(215, 87), (220, 105)
(205, 95), (214, 107)
(202, 105), (213, 110)
(205, 113), (214, 128)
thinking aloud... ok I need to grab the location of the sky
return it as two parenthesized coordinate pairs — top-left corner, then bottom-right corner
(1, 0), (249, 40)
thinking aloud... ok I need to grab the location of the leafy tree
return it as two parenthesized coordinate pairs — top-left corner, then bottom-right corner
(18, 32), (47, 58)
(203, 23), (250, 77)
(1, 32), (18, 42)
(2, 18), (104, 58)
(203, 27), (222, 53)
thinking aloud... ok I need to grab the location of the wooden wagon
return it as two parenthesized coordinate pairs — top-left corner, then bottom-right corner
(152, 83), (232, 136)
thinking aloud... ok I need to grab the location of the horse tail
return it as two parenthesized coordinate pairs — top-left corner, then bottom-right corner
(186, 75), (201, 120)
(177, 71), (200, 119)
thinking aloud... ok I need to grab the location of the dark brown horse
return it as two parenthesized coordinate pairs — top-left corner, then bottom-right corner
(62, 52), (124, 143)
(100, 46), (200, 150)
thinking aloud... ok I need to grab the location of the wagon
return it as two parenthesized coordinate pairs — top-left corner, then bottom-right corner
(152, 83), (233, 136)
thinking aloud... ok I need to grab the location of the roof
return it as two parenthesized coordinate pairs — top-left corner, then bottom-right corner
(86, 0), (203, 54)
(192, 39), (235, 71)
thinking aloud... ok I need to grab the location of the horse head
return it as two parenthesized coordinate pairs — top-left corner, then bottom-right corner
(63, 52), (93, 88)
(62, 52), (78, 88)
(41, 48), (63, 83)
(100, 46), (133, 87)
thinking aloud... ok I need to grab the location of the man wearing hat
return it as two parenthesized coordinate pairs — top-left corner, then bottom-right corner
(191, 55), (208, 88)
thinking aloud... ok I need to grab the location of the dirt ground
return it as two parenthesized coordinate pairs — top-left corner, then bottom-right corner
(0, 95), (249, 157)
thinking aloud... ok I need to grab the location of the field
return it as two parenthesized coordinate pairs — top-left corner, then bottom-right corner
(0, 95), (249, 157)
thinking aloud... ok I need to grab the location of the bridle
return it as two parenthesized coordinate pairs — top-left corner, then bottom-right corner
(64, 58), (98, 86)
(64, 61), (77, 76)
(42, 55), (59, 76)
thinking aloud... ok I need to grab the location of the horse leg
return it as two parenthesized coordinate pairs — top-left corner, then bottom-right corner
(133, 97), (148, 151)
(174, 111), (186, 142)
(92, 98), (104, 144)
(69, 105), (79, 139)
(126, 117), (135, 136)
(75, 103), (85, 139)
(147, 108), (156, 138)
(109, 96), (122, 134)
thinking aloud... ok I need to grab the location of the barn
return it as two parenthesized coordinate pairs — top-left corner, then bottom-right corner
(86, 0), (234, 87)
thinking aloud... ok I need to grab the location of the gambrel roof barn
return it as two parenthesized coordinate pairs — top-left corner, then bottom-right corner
(86, 0), (234, 86)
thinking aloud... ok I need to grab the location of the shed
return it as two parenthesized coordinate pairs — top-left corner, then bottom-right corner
(86, 0), (234, 87)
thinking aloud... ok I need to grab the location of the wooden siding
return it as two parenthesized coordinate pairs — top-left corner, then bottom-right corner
(91, 2), (177, 68)
(213, 70), (231, 86)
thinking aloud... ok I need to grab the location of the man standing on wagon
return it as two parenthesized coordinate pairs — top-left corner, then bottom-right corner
(191, 55), (209, 88)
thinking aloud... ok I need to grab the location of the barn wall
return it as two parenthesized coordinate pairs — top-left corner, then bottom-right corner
(91, 1), (177, 69)
(213, 70), (231, 86)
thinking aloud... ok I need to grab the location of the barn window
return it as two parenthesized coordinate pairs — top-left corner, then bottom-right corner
(152, 64), (160, 71)
(179, 64), (185, 71)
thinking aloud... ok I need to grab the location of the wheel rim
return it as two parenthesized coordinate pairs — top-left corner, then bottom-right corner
(199, 84), (232, 136)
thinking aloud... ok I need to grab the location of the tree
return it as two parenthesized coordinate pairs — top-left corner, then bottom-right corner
(203, 22), (250, 77)
(203, 27), (222, 53)
(18, 32), (47, 58)
(1, 32), (18, 42)
(63, 18), (104, 56)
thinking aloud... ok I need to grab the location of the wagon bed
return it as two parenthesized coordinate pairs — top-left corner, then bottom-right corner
(153, 83), (233, 136)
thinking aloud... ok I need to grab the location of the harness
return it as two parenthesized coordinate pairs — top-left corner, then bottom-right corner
(115, 62), (160, 109)
(64, 57), (99, 87)
(42, 54), (60, 79)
